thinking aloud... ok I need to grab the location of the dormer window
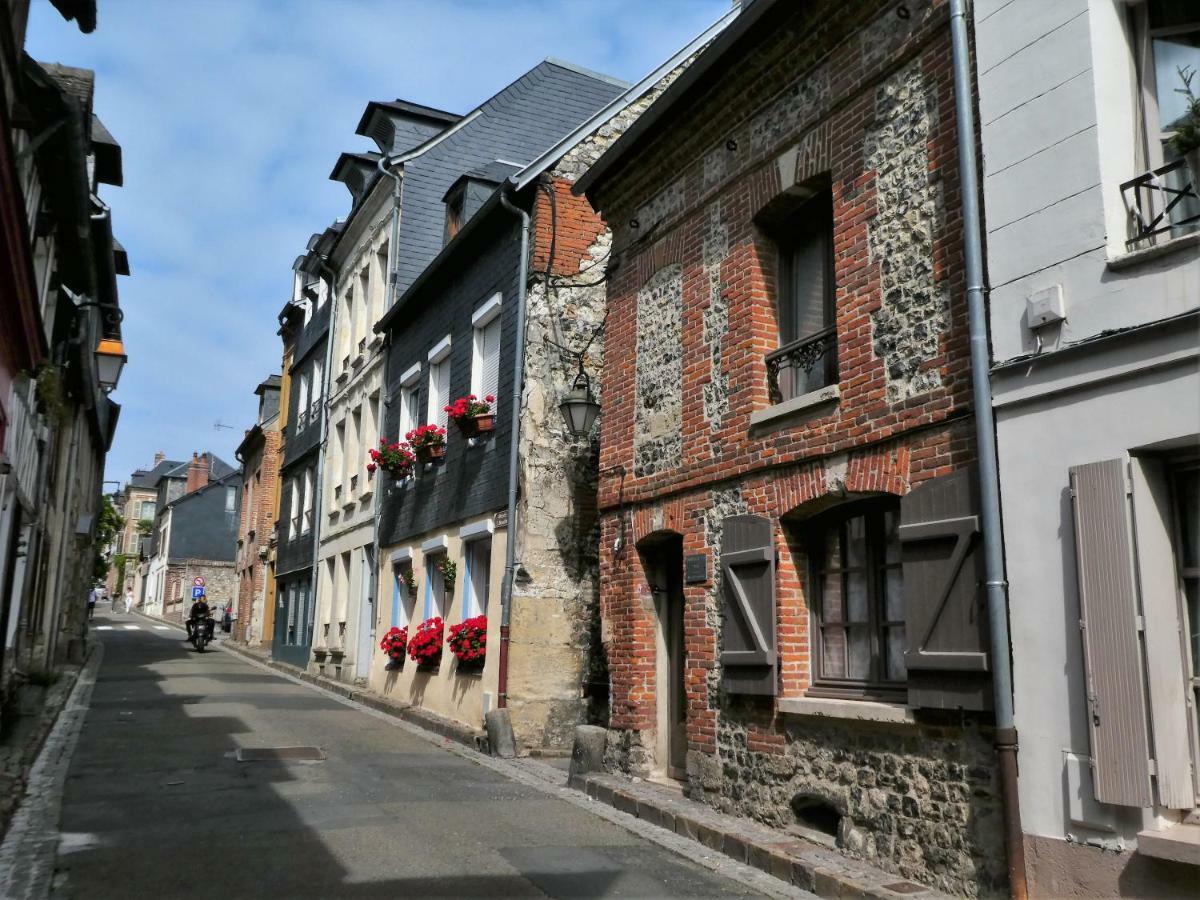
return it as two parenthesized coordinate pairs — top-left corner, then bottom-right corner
(445, 186), (465, 243)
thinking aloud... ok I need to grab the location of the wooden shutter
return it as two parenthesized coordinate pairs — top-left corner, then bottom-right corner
(900, 468), (990, 711)
(720, 515), (777, 695)
(1070, 459), (1153, 807)
(1129, 457), (1196, 808)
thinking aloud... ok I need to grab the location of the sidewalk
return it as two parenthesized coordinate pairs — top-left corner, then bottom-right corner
(141, 609), (951, 899)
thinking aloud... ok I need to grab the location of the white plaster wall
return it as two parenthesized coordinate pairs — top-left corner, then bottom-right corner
(996, 340), (1199, 841)
(370, 512), (505, 732)
(977, 0), (1200, 364)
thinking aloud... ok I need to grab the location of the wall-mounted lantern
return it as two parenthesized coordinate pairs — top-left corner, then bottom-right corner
(559, 370), (600, 438)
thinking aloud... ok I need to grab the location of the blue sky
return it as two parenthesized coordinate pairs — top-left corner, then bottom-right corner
(26, 0), (728, 483)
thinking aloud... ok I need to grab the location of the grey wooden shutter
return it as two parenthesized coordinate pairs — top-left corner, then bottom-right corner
(1070, 459), (1153, 807)
(720, 515), (777, 695)
(1129, 457), (1196, 808)
(900, 468), (990, 711)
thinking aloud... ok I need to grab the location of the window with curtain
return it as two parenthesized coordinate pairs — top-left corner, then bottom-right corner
(302, 468), (314, 533)
(764, 187), (836, 404)
(428, 358), (450, 431)
(424, 553), (445, 620)
(805, 498), (905, 699)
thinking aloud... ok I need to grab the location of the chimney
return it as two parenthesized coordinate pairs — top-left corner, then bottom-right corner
(185, 452), (210, 493)
(154, 451), (165, 466)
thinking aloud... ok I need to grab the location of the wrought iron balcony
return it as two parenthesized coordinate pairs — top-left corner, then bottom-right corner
(765, 327), (838, 406)
(295, 409), (309, 433)
(1120, 158), (1200, 251)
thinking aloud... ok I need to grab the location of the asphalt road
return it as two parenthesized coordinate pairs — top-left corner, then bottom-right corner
(40, 612), (772, 899)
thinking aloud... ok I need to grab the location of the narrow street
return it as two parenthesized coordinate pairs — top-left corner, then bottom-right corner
(13, 612), (782, 899)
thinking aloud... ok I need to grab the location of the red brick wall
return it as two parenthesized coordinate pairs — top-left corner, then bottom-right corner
(531, 177), (608, 278)
(234, 428), (281, 644)
(587, 2), (1003, 891)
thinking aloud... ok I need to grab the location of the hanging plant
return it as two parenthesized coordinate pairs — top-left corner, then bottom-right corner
(448, 615), (487, 667)
(397, 567), (416, 596)
(407, 616), (444, 668)
(379, 626), (407, 668)
(436, 557), (457, 594)
(406, 424), (447, 461)
(367, 440), (416, 479)
(445, 394), (495, 438)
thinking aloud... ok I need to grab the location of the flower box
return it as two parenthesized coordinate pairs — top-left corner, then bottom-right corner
(379, 626), (407, 670)
(407, 616), (444, 669)
(446, 396), (495, 438)
(448, 615), (487, 670)
(407, 424), (447, 463)
(368, 441), (415, 480)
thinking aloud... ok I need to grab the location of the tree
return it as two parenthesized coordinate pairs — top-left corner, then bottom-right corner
(93, 495), (124, 582)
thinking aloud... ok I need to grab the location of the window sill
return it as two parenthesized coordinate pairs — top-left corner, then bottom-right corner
(777, 695), (915, 725)
(1137, 822), (1200, 866)
(749, 385), (839, 430)
(1108, 230), (1200, 272)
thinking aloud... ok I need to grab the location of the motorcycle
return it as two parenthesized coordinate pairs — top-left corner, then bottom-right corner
(190, 615), (215, 652)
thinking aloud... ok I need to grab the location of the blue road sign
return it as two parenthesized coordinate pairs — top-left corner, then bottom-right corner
(192, 586), (206, 600)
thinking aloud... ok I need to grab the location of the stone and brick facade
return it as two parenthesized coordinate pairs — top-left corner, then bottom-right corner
(233, 376), (281, 646)
(578, 1), (1005, 895)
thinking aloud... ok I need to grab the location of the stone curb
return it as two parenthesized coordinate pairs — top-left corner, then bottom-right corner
(131, 612), (491, 754)
(567, 771), (955, 900)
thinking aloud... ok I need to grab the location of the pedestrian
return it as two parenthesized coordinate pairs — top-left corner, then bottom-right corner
(125, 585), (135, 614)
(87, 587), (97, 621)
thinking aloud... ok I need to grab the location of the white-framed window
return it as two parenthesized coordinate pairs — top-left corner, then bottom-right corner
(302, 468), (314, 533)
(463, 537), (491, 619)
(289, 478), (300, 539)
(348, 407), (362, 494)
(311, 358), (323, 416)
(427, 336), (452, 430)
(391, 562), (414, 628)
(357, 268), (369, 349)
(140, 500), (156, 520)
(296, 372), (310, 432)
(374, 244), (389, 322)
(398, 362), (421, 437)
(424, 553), (446, 620)
(331, 420), (345, 507)
(471, 293), (502, 404)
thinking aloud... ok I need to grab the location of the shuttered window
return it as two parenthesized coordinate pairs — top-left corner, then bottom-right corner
(471, 294), (502, 408)
(464, 538), (491, 618)
(806, 499), (904, 699)
(720, 515), (777, 695)
(428, 359), (449, 431)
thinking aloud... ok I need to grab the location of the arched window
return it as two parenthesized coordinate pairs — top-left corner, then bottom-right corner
(805, 497), (905, 699)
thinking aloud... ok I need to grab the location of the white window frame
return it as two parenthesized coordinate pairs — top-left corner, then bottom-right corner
(289, 479), (300, 540)
(427, 336), (452, 431)
(302, 468), (314, 534)
(462, 536), (492, 620)
(399, 362), (421, 438)
(471, 293), (502, 402)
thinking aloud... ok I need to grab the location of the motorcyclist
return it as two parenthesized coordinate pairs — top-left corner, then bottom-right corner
(186, 596), (214, 642)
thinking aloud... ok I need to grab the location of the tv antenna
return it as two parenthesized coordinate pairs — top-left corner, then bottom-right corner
(213, 420), (236, 431)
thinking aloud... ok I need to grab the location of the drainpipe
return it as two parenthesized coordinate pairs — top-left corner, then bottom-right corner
(948, 2), (1027, 897)
(496, 187), (530, 709)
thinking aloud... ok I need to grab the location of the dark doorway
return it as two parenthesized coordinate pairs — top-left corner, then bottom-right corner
(640, 533), (686, 780)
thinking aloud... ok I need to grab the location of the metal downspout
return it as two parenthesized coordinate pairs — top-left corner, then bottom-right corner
(948, 2), (1027, 896)
(496, 187), (530, 709)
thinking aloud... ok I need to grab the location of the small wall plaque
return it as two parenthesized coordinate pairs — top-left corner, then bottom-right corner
(494, 510), (508, 529)
(685, 553), (709, 584)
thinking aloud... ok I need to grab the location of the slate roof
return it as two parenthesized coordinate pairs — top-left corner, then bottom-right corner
(441, 160), (521, 202)
(159, 453), (236, 483)
(337, 59), (629, 299)
(128, 459), (182, 490)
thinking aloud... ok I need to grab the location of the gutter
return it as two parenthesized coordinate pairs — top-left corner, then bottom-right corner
(948, 2), (1027, 896)
(496, 188), (531, 709)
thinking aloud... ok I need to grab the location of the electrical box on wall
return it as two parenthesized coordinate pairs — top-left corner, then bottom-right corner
(1026, 284), (1066, 329)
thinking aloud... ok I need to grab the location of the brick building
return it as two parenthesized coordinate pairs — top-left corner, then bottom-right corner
(233, 375), (281, 646)
(576, 1), (1006, 894)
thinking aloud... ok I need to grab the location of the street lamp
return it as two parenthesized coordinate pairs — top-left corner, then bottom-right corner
(559, 369), (600, 438)
(95, 337), (127, 394)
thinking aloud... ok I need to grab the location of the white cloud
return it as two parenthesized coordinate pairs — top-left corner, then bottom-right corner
(25, 0), (729, 480)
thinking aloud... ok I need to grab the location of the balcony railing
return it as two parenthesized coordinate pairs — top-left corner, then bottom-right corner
(1120, 158), (1200, 251)
(765, 327), (838, 406)
(295, 409), (309, 434)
